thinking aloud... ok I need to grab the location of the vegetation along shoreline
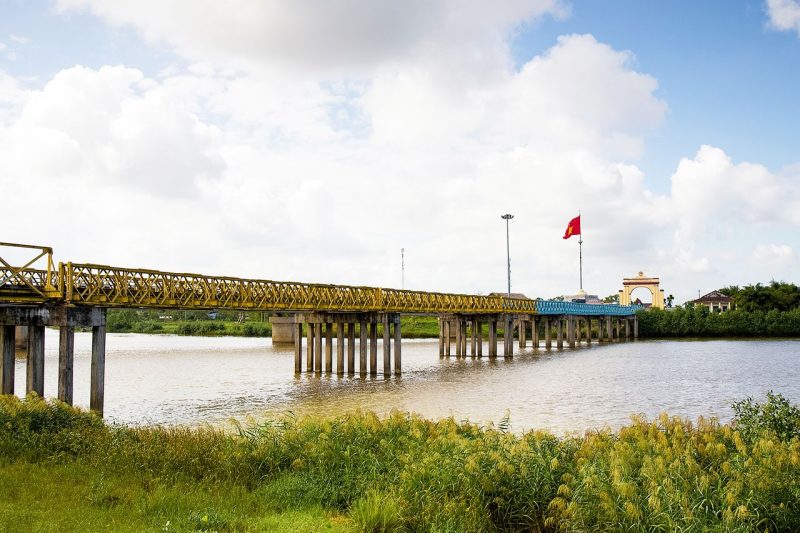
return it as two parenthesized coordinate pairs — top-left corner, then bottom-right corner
(1, 393), (799, 531)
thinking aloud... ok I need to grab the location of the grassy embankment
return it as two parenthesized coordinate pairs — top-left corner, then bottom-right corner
(1, 393), (799, 531)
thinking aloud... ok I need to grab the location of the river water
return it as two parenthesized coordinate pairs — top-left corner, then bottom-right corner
(11, 330), (800, 434)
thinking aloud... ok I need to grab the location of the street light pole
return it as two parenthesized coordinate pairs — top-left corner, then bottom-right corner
(501, 214), (514, 297)
(401, 248), (405, 290)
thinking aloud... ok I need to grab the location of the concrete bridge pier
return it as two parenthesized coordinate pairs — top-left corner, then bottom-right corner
(586, 318), (592, 346)
(360, 320), (368, 375)
(270, 316), (295, 343)
(567, 316), (576, 348)
(518, 319), (527, 349)
(294, 312), (395, 377)
(488, 319), (497, 357)
(15, 325), (27, 350)
(556, 318), (564, 349)
(336, 320), (345, 374)
(437, 315), (445, 357)
(314, 323), (323, 374)
(455, 319), (463, 358)
(476, 319), (483, 357)
(1, 325), (14, 394)
(26, 325), (45, 397)
(460, 318), (467, 357)
(503, 315), (514, 357)
(470, 318), (477, 357)
(1, 305), (106, 415)
(633, 316), (639, 339)
(544, 318), (552, 350)
(369, 322), (378, 375)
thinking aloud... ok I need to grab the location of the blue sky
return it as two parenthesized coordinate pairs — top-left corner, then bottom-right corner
(512, 0), (800, 189)
(1, 1), (798, 302)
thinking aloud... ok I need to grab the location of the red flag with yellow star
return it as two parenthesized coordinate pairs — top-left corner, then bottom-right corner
(563, 215), (581, 239)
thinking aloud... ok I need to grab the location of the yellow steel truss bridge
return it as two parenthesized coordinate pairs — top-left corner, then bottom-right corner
(0, 242), (536, 314)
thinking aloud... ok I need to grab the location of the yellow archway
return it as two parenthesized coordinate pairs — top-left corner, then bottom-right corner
(619, 272), (665, 309)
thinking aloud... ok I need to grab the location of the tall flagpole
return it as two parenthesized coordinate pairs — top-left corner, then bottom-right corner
(578, 210), (583, 291)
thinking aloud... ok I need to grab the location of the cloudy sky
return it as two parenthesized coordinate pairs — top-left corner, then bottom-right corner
(1, 0), (799, 303)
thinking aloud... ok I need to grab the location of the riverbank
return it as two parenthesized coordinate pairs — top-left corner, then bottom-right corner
(2, 394), (798, 531)
(106, 307), (800, 341)
(105, 313), (442, 338)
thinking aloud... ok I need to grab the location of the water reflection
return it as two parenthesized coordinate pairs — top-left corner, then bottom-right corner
(13, 330), (800, 434)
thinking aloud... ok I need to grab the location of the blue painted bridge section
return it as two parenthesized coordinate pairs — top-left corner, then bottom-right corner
(533, 300), (641, 316)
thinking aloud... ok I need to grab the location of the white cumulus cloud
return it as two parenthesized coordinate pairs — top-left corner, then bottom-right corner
(766, 0), (800, 35)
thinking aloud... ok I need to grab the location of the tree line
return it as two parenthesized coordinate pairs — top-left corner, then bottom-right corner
(638, 306), (800, 337)
(720, 281), (800, 312)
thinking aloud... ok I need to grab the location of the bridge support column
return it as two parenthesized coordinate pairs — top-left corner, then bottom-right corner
(369, 323), (378, 375)
(455, 319), (462, 358)
(360, 320), (368, 375)
(382, 315), (391, 377)
(519, 319), (526, 349)
(15, 326), (27, 350)
(306, 324), (314, 371)
(336, 321), (345, 374)
(325, 323), (333, 373)
(314, 323), (323, 374)
(461, 318), (467, 356)
(438, 318), (445, 356)
(544, 318), (551, 350)
(470, 319), (476, 356)
(347, 323), (356, 374)
(606, 317), (614, 342)
(488, 319), (497, 358)
(503, 315), (513, 357)
(444, 321), (451, 357)
(393, 316), (402, 376)
(476, 319), (483, 357)
(567, 316), (576, 349)
(1, 326), (14, 395)
(27, 325), (45, 397)
(294, 322), (303, 373)
(58, 326), (75, 405)
(556, 318), (563, 349)
(625, 318), (631, 340)
(90, 323), (106, 415)
(634, 316), (639, 340)
(586, 318), (592, 346)
(270, 316), (296, 343)
(532, 317), (539, 350)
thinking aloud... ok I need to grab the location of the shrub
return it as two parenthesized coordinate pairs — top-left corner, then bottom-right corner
(732, 391), (800, 443)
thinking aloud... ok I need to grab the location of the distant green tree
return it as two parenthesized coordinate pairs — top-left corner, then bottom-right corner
(602, 294), (619, 304)
(721, 281), (800, 312)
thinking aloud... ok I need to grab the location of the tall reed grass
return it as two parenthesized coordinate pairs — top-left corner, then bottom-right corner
(1, 394), (799, 531)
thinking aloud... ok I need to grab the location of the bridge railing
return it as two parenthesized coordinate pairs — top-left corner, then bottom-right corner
(63, 263), (539, 314)
(0, 242), (60, 303)
(534, 299), (640, 316)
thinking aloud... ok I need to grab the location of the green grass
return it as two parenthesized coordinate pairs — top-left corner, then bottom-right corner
(2, 394), (799, 532)
(0, 460), (351, 532)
